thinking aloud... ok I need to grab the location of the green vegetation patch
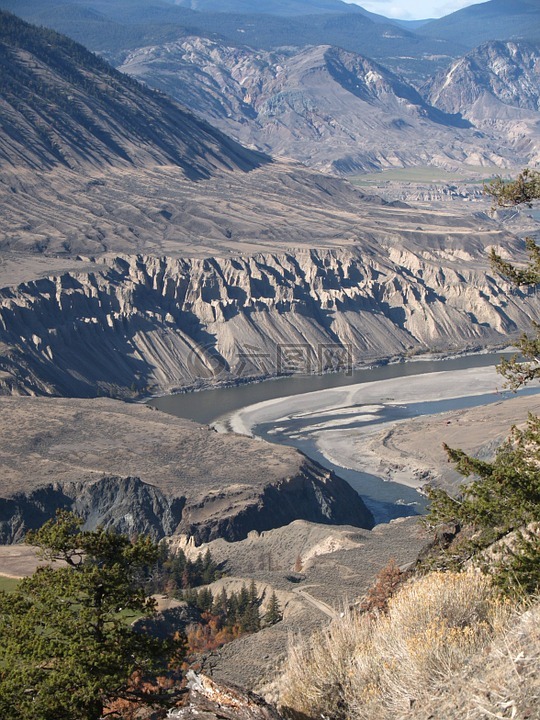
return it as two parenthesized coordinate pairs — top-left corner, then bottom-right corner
(0, 576), (19, 593)
(349, 165), (505, 186)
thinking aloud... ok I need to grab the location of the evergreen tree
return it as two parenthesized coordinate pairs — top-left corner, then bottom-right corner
(486, 169), (540, 389)
(240, 580), (261, 633)
(425, 170), (540, 595)
(0, 511), (184, 720)
(485, 168), (540, 209)
(226, 591), (239, 627)
(202, 548), (218, 585)
(237, 583), (250, 616)
(265, 591), (282, 625)
(198, 587), (214, 613)
(213, 587), (228, 619)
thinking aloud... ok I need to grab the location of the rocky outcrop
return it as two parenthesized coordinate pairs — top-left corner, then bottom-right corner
(169, 672), (284, 720)
(0, 241), (537, 398)
(0, 476), (184, 544)
(0, 468), (373, 544)
(177, 463), (372, 544)
(0, 396), (373, 543)
(0, 484), (73, 544)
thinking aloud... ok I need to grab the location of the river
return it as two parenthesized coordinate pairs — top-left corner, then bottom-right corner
(148, 351), (540, 523)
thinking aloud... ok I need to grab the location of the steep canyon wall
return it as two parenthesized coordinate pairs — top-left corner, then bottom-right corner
(0, 245), (535, 397)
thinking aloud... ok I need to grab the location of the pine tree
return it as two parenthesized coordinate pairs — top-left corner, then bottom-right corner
(486, 169), (540, 389)
(202, 548), (218, 584)
(265, 591), (282, 625)
(425, 170), (540, 595)
(213, 587), (228, 619)
(0, 511), (184, 720)
(226, 591), (238, 627)
(241, 580), (261, 633)
(237, 583), (250, 616)
(198, 587), (214, 613)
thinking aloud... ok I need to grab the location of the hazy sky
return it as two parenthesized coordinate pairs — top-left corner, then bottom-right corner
(346, 0), (487, 20)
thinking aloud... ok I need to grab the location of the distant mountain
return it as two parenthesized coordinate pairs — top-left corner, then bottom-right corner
(0, 0), (464, 81)
(120, 37), (522, 174)
(170, 0), (365, 15)
(170, 0), (415, 26)
(424, 40), (540, 165)
(0, 10), (268, 175)
(392, 19), (433, 30)
(418, 0), (540, 48)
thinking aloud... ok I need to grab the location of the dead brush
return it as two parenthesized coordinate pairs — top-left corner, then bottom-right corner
(279, 607), (375, 720)
(279, 571), (511, 720)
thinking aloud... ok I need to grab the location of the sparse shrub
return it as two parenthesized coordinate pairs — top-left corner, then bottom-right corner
(359, 558), (406, 614)
(369, 571), (502, 715)
(280, 607), (371, 720)
(279, 571), (508, 720)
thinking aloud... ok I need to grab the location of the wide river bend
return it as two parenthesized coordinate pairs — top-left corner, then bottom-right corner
(149, 353), (540, 523)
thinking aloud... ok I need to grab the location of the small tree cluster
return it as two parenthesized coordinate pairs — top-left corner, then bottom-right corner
(183, 579), (268, 633)
(149, 545), (221, 595)
(181, 582), (281, 657)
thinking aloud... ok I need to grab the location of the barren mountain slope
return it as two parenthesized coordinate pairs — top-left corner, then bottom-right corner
(0, 159), (410, 258)
(424, 40), (540, 165)
(0, 10), (268, 175)
(120, 39), (514, 174)
(0, 396), (373, 543)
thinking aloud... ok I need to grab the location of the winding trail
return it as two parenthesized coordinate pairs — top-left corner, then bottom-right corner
(293, 585), (339, 619)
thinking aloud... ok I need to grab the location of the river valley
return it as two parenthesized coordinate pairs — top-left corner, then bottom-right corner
(149, 351), (540, 522)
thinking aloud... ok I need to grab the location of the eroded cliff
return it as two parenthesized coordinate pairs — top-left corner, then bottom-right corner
(0, 240), (537, 398)
(0, 397), (373, 543)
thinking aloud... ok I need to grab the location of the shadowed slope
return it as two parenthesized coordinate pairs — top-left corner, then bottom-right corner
(0, 10), (269, 176)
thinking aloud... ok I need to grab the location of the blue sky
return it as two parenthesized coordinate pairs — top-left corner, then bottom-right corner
(346, 0), (487, 20)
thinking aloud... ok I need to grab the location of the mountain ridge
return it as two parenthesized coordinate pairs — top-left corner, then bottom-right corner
(120, 38), (517, 175)
(0, 10), (269, 175)
(170, 0), (365, 16)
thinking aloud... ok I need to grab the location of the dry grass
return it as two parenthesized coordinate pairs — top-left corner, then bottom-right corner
(411, 601), (540, 720)
(279, 571), (511, 720)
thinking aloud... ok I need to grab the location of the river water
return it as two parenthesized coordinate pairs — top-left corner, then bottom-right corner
(148, 351), (540, 523)
(149, 352), (509, 425)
